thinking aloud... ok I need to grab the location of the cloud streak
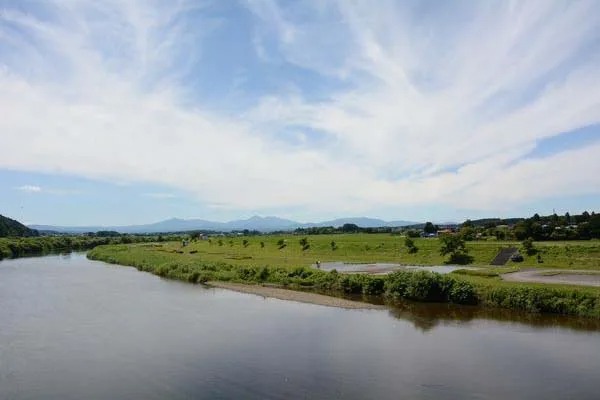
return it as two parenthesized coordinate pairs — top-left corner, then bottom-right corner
(143, 192), (177, 199)
(0, 0), (598, 219)
(16, 185), (42, 193)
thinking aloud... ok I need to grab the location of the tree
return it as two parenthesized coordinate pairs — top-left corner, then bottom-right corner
(423, 222), (437, 234)
(462, 219), (474, 228)
(460, 226), (477, 241)
(341, 223), (359, 233)
(260, 241), (265, 248)
(521, 237), (537, 255)
(513, 221), (530, 240)
(588, 213), (600, 238)
(406, 230), (421, 238)
(299, 237), (310, 251)
(404, 237), (418, 254)
(330, 240), (337, 251)
(581, 211), (591, 222)
(189, 231), (201, 241)
(439, 234), (472, 264)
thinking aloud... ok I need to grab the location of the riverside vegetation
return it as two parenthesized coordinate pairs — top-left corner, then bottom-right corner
(88, 234), (600, 318)
(0, 234), (185, 260)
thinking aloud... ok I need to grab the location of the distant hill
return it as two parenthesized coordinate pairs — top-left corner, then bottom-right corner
(305, 217), (416, 228)
(467, 218), (524, 227)
(29, 216), (418, 234)
(0, 214), (39, 237)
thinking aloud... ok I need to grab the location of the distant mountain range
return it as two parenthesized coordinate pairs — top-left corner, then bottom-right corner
(29, 216), (419, 234)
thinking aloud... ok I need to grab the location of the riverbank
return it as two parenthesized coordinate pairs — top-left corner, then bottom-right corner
(88, 243), (600, 318)
(0, 236), (157, 260)
(205, 281), (382, 309)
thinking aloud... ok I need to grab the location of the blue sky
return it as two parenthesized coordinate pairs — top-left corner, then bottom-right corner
(0, 0), (599, 226)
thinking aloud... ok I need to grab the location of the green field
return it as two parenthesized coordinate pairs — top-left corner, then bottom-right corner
(87, 234), (600, 318)
(93, 234), (599, 270)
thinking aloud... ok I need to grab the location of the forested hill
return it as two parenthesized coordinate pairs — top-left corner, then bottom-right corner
(0, 214), (39, 237)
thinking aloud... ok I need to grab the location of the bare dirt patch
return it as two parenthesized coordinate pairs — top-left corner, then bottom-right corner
(502, 270), (600, 287)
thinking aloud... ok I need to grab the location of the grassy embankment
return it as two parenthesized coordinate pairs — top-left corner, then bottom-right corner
(87, 234), (600, 318)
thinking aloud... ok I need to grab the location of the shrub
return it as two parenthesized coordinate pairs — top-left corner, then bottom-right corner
(404, 237), (418, 254)
(522, 238), (537, 255)
(258, 266), (270, 281)
(385, 271), (477, 305)
(362, 276), (385, 295)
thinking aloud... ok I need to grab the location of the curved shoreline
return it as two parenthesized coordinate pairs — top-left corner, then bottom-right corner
(205, 281), (383, 310)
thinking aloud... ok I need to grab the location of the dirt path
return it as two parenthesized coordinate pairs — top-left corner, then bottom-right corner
(502, 270), (600, 287)
(205, 282), (383, 310)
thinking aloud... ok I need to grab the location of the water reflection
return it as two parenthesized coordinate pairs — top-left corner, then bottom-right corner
(1, 253), (599, 400)
(384, 300), (600, 333)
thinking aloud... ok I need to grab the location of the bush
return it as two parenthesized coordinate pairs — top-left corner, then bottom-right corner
(448, 280), (478, 304)
(481, 285), (600, 317)
(258, 266), (270, 281)
(522, 237), (537, 255)
(338, 275), (364, 294)
(404, 237), (418, 254)
(385, 270), (477, 305)
(362, 276), (385, 295)
(439, 234), (472, 264)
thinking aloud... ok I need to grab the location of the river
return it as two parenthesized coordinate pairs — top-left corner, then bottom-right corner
(1, 253), (599, 399)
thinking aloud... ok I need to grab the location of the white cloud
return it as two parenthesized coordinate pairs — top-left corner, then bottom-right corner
(0, 0), (599, 218)
(143, 192), (177, 199)
(16, 185), (42, 193)
(14, 185), (81, 195)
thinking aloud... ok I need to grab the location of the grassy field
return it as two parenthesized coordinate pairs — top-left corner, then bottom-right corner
(87, 234), (600, 318)
(99, 234), (600, 270)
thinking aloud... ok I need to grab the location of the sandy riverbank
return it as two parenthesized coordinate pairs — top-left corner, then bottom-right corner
(205, 281), (383, 309)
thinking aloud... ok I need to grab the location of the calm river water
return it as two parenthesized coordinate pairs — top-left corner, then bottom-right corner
(1, 253), (599, 399)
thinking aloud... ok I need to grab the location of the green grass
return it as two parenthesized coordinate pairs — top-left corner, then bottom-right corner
(87, 235), (600, 318)
(91, 234), (599, 270)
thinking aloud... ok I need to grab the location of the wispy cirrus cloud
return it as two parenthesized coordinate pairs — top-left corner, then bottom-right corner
(16, 185), (42, 193)
(15, 185), (82, 195)
(143, 192), (177, 199)
(0, 0), (598, 219)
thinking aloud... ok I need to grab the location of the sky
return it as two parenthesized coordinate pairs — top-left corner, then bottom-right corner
(0, 0), (599, 226)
